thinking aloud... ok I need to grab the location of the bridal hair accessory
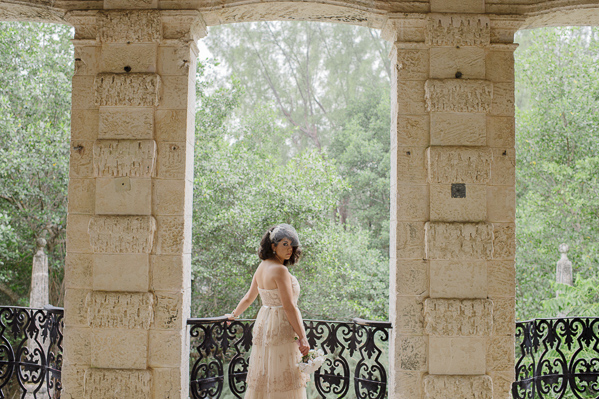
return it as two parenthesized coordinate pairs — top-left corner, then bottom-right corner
(269, 224), (301, 246)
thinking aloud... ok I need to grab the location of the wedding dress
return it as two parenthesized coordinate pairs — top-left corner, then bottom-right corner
(245, 274), (308, 399)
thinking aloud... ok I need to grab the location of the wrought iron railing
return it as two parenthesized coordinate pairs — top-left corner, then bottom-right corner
(0, 305), (63, 399)
(513, 317), (599, 399)
(188, 317), (392, 399)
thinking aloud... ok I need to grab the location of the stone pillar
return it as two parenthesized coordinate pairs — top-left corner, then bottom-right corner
(383, 12), (521, 399)
(63, 7), (203, 399)
(556, 243), (573, 288)
(30, 238), (49, 308)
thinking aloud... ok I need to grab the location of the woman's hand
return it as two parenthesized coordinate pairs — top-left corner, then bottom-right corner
(297, 337), (310, 356)
(225, 314), (236, 321)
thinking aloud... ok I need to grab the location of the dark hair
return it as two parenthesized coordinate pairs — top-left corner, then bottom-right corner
(258, 226), (302, 266)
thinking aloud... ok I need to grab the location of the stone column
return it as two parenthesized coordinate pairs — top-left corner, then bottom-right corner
(383, 12), (521, 399)
(63, 7), (203, 399)
(30, 238), (49, 308)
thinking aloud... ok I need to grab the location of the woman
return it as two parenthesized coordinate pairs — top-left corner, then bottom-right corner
(227, 224), (310, 399)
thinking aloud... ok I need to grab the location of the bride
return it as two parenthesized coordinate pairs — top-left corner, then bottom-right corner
(227, 224), (310, 399)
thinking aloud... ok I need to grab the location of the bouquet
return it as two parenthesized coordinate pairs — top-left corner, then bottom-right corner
(297, 348), (326, 374)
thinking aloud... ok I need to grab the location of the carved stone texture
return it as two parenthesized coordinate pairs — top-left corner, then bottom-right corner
(64, 288), (91, 327)
(71, 109), (99, 141)
(88, 216), (156, 254)
(62, 327), (90, 366)
(493, 297), (516, 336)
(61, 363), (87, 399)
(394, 336), (427, 371)
(487, 336), (515, 372)
(105, 0), (158, 9)
(86, 292), (154, 329)
(161, 11), (207, 43)
(153, 291), (183, 329)
(150, 254), (191, 291)
(391, 371), (423, 399)
(428, 147), (492, 184)
(395, 115), (430, 147)
(394, 260), (428, 297)
(487, 116), (515, 148)
(396, 222), (426, 259)
(93, 140), (157, 177)
(424, 375), (492, 399)
(153, 368), (186, 399)
(424, 299), (492, 336)
(149, 330), (184, 367)
(98, 10), (161, 43)
(493, 223), (516, 260)
(99, 108), (154, 140)
(487, 260), (516, 298)
(491, 371), (515, 399)
(66, 214), (93, 254)
(394, 296), (424, 335)
(84, 369), (151, 399)
(393, 48), (429, 81)
(426, 14), (490, 46)
(65, 253), (93, 289)
(94, 73), (161, 107)
(396, 147), (428, 184)
(70, 141), (94, 179)
(426, 222), (494, 260)
(425, 79), (493, 113)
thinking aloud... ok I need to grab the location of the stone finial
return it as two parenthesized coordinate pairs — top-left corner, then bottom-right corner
(30, 237), (49, 308)
(556, 243), (573, 288)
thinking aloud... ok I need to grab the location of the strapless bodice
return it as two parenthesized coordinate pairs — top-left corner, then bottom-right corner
(258, 274), (300, 307)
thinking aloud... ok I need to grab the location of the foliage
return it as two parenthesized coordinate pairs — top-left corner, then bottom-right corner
(514, 27), (599, 320)
(0, 22), (73, 305)
(541, 277), (599, 317)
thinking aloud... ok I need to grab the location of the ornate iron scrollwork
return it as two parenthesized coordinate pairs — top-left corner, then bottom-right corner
(513, 317), (599, 399)
(0, 306), (63, 399)
(188, 316), (392, 399)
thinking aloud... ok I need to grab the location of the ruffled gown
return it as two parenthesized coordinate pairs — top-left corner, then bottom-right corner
(245, 274), (308, 399)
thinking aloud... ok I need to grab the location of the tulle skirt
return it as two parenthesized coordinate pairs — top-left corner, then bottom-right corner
(245, 306), (308, 399)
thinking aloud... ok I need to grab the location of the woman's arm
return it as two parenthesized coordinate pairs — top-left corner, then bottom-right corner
(273, 267), (310, 355)
(228, 275), (259, 318)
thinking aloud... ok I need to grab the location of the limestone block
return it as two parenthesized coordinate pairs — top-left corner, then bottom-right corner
(430, 0), (484, 13)
(425, 14), (490, 47)
(490, 82), (515, 116)
(150, 254), (191, 291)
(69, 13), (98, 41)
(72, 76), (97, 110)
(396, 185), (429, 222)
(70, 140), (94, 179)
(94, 73), (161, 107)
(84, 369), (152, 399)
(98, 10), (161, 43)
(390, 371), (423, 399)
(423, 375), (492, 399)
(425, 79), (493, 113)
(486, 50), (515, 83)
(493, 223), (515, 260)
(426, 222), (493, 260)
(428, 147), (492, 184)
(149, 330), (184, 367)
(95, 177), (152, 215)
(396, 222), (425, 259)
(396, 81), (426, 115)
(91, 329), (148, 369)
(396, 147), (427, 185)
(487, 116), (515, 148)
(430, 184), (487, 222)
(71, 109), (99, 141)
(86, 292), (153, 329)
(74, 46), (100, 76)
(98, 107), (154, 140)
(429, 337), (486, 374)
(491, 148), (515, 186)
(393, 48), (429, 81)
(64, 288), (90, 328)
(93, 254), (150, 292)
(153, 179), (192, 216)
(101, 43), (157, 74)
(430, 113), (486, 146)
(424, 299), (492, 336)
(394, 260), (428, 297)
(487, 335), (515, 371)
(154, 216), (190, 255)
(393, 296), (424, 335)
(492, 297), (515, 336)
(487, 261), (515, 298)
(155, 110), (191, 143)
(68, 178), (95, 214)
(66, 214), (93, 253)
(161, 11), (207, 42)
(65, 253), (93, 289)
(382, 20), (426, 44)
(429, 260), (487, 298)
(394, 335), (427, 371)
(430, 48), (485, 80)
(61, 365), (86, 399)
(159, 76), (192, 110)
(487, 186), (515, 222)
(93, 140), (157, 177)
(156, 142), (193, 180)
(104, 0), (158, 9)
(158, 46), (195, 76)
(395, 115), (429, 148)
(63, 327), (90, 365)
(491, 371), (515, 399)
(153, 290), (185, 330)
(88, 216), (156, 254)
(153, 368), (186, 399)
